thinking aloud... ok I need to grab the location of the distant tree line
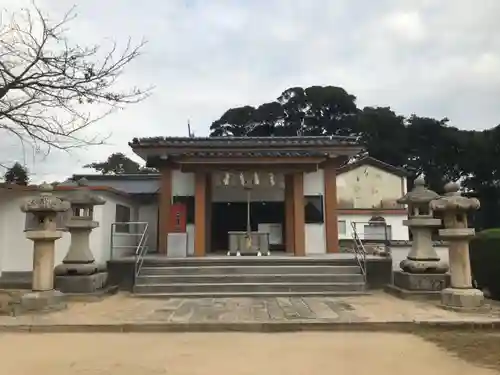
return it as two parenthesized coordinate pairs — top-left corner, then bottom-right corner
(209, 85), (500, 230)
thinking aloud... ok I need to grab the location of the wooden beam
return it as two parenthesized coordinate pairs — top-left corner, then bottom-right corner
(205, 173), (212, 253)
(324, 160), (339, 253)
(179, 156), (326, 164)
(292, 172), (306, 256)
(180, 163), (320, 173)
(158, 167), (172, 254)
(194, 172), (207, 257)
(285, 174), (294, 254)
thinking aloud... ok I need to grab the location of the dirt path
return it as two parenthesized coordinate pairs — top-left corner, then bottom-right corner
(0, 332), (496, 375)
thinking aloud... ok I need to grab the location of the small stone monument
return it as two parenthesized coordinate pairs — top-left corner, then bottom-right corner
(430, 181), (484, 310)
(54, 178), (108, 294)
(20, 182), (70, 312)
(386, 178), (449, 299)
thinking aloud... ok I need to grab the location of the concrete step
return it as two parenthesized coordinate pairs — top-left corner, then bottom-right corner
(133, 282), (366, 294)
(133, 291), (370, 298)
(135, 274), (364, 285)
(139, 265), (362, 276)
(140, 257), (359, 268)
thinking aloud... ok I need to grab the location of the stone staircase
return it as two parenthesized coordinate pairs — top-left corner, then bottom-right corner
(133, 257), (366, 298)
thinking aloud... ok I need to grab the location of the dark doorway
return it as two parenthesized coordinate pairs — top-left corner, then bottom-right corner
(210, 201), (285, 252)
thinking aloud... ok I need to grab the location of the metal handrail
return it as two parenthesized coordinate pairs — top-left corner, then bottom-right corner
(134, 229), (149, 278)
(110, 221), (149, 260)
(350, 222), (367, 283)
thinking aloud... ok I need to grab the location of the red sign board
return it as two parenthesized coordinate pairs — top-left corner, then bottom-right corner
(170, 203), (187, 233)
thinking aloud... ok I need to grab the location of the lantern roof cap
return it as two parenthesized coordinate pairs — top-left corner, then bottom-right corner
(430, 181), (480, 212)
(21, 182), (70, 213)
(68, 178), (106, 206)
(397, 177), (440, 205)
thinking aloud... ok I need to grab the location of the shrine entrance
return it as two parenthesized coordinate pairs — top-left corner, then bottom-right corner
(210, 171), (286, 255)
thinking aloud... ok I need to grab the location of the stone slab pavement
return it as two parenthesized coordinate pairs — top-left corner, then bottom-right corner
(1, 291), (500, 332)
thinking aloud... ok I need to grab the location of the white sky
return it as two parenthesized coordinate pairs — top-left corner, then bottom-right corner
(2, 0), (500, 182)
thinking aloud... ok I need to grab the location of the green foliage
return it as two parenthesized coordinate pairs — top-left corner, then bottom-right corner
(84, 153), (157, 175)
(3, 162), (29, 185)
(470, 232), (500, 300)
(474, 228), (500, 239)
(209, 84), (500, 228)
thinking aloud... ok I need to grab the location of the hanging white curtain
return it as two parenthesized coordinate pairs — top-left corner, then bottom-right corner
(216, 171), (283, 188)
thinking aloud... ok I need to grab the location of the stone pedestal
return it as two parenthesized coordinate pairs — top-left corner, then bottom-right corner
(441, 288), (484, 310)
(54, 178), (108, 295)
(29, 231), (61, 291)
(20, 183), (70, 314)
(430, 182), (484, 311)
(18, 290), (66, 313)
(386, 271), (450, 300)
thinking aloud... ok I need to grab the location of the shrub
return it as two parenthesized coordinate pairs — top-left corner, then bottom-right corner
(470, 228), (500, 300)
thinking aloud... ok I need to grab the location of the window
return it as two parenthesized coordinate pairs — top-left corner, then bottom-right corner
(338, 220), (347, 235)
(364, 224), (392, 241)
(172, 196), (195, 224)
(304, 195), (324, 224)
(115, 204), (131, 233)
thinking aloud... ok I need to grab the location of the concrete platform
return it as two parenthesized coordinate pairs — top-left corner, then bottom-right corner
(0, 292), (499, 332)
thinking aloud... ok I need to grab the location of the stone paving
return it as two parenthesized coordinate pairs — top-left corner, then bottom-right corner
(0, 292), (500, 329)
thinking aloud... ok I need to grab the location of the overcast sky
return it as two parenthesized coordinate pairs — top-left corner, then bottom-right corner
(2, 0), (500, 182)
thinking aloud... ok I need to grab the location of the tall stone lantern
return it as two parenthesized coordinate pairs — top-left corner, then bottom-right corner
(387, 178), (449, 299)
(20, 183), (70, 310)
(430, 182), (484, 310)
(54, 178), (107, 294)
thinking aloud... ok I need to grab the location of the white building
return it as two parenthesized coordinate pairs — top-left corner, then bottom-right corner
(0, 137), (412, 276)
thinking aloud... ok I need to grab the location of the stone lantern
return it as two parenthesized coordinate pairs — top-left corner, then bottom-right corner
(54, 178), (107, 294)
(387, 178), (449, 299)
(20, 182), (70, 310)
(430, 181), (483, 310)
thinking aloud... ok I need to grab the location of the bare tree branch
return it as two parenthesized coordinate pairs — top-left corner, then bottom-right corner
(0, 1), (152, 154)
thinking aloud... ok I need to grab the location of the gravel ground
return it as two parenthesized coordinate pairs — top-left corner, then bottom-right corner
(0, 332), (497, 375)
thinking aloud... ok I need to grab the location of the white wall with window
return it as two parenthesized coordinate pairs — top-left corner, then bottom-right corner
(337, 213), (409, 241)
(304, 170), (325, 255)
(0, 189), (126, 274)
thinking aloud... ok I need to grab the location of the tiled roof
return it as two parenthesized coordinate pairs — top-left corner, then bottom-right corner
(130, 136), (360, 148)
(0, 183), (130, 197)
(164, 150), (329, 157)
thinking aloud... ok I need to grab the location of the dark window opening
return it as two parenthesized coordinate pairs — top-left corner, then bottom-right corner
(115, 204), (131, 233)
(419, 205), (430, 215)
(304, 195), (324, 224)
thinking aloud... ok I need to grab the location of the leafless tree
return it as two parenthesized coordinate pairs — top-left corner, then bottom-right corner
(0, 2), (151, 156)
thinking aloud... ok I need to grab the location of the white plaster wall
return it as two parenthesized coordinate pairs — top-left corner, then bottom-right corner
(138, 204), (158, 253)
(304, 169), (326, 254)
(0, 190), (104, 272)
(103, 194), (139, 260)
(186, 224), (195, 256)
(172, 170), (195, 196)
(0, 192), (9, 275)
(305, 225), (326, 255)
(337, 165), (405, 208)
(338, 213), (409, 241)
(304, 169), (324, 195)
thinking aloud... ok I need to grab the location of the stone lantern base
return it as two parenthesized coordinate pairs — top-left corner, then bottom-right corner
(55, 263), (108, 294)
(386, 271), (450, 300)
(17, 290), (66, 315)
(441, 287), (484, 311)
